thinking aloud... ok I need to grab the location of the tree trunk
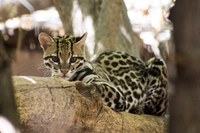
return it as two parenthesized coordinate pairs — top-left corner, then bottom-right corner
(77, 0), (102, 28)
(52, 0), (74, 34)
(52, 0), (142, 58)
(0, 33), (20, 128)
(169, 1), (200, 133)
(14, 76), (167, 133)
(95, 0), (141, 57)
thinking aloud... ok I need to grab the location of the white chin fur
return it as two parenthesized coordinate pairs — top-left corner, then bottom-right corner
(51, 70), (74, 80)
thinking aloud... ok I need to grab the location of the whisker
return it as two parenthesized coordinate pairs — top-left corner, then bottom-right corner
(36, 63), (46, 71)
(36, 63), (51, 77)
(43, 70), (51, 77)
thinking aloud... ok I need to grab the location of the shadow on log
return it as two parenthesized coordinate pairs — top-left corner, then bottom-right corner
(13, 76), (167, 133)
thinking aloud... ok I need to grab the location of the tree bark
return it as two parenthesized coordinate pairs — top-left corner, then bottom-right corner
(14, 76), (167, 133)
(95, 0), (141, 57)
(169, 1), (200, 133)
(52, 0), (142, 58)
(51, 0), (74, 34)
(0, 33), (20, 128)
(77, 0), (102, 28)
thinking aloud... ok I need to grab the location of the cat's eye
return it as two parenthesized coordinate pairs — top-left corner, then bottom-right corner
(51, 56), (59, 62)
(70, 57), (77, 63)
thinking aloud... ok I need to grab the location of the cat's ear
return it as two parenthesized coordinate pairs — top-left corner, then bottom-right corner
(75, 32), (87, 51)
(38, 32), (53, 51)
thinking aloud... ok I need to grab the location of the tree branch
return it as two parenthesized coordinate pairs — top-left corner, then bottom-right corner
(14, 76), (167, 133)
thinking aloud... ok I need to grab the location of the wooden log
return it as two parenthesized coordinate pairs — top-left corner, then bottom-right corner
(13, 76), (167, 133)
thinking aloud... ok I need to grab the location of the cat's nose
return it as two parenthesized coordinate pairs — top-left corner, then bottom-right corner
(61, 69), (68, 74)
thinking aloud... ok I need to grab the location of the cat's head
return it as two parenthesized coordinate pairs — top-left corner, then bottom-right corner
(38, 32), (87, 78)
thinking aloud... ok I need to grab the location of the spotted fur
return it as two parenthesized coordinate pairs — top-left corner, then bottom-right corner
(38, 32), (168, 115)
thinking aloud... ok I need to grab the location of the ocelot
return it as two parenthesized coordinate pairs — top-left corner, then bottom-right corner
(38, 32), (168, 116)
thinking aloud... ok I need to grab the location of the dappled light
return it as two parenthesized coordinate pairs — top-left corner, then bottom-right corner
(0, 0), (174, 58)
(71, 0), (96, 57)
(124, 0), (173, 57)
(19, 76), (37, 84)
(0, 116), (19, 133)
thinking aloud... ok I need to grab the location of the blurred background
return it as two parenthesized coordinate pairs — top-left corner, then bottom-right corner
(0, 0), (174, 77)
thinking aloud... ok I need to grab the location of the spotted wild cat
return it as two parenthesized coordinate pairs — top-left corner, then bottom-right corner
(38, 32), (168, 115)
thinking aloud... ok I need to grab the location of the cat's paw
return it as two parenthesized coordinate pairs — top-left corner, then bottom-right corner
(75, 82), (101, 99)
